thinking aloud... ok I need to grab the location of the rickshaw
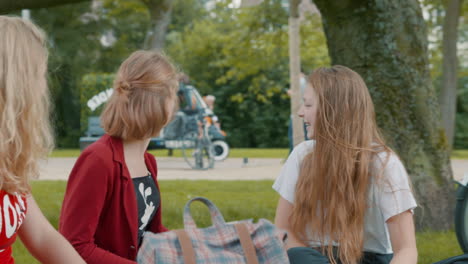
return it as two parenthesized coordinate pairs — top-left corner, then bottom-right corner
(80, 83), (230, 170)
(160, 84), (230, 169)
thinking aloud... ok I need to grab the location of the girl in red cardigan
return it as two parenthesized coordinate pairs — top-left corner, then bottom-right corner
(59, 51), (179, 264)
(0, 16), (84, 264)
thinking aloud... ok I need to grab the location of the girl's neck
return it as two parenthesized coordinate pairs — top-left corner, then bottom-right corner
(123, 138), (151, 178)
(123, 138), (151, 156)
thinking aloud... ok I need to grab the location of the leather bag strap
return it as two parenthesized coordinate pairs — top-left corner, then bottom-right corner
(235, 223), (259, 264)
(175, 230), (196, 264)
(175, 224), (259, 264)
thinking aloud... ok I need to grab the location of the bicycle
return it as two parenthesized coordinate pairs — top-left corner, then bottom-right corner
(456, 173), (468, 253)
(181, 113), (215, 170)
(433, 176), (468, 262)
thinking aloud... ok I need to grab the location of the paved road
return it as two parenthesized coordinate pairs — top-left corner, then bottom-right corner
(38, 157), (468, 182)
(38, 157), (284, 181)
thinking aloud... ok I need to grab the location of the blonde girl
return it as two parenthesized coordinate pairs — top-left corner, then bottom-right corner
(0, 16), (84, 264)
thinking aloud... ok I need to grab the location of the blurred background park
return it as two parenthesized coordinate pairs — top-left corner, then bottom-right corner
(0, 0), (465, 150)
(1, 0), (468, 263)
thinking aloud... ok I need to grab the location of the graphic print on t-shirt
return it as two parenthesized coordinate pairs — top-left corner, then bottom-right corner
(138, 182), (155, 230)
(0, 191), (27, 252)
(133, 174), (159, 245)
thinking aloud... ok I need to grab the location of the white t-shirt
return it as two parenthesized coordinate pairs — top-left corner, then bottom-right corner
(272, 140), (417, 254)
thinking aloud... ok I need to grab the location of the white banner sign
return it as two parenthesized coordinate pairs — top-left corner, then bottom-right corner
(87, 88), (114, 112)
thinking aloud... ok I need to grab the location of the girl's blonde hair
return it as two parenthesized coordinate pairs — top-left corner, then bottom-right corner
(0, 16), (54, 194)
(100, 50), (179, 140)
(290, 65), (391, 264)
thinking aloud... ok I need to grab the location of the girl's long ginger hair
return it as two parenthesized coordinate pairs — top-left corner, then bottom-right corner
(0, 16), (53, 194)
(290, 66), (390, 264)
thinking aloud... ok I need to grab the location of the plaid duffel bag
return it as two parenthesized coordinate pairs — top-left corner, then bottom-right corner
(137, 197), (289, 264)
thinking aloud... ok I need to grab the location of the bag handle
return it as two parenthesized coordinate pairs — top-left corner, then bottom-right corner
(183, 197), (226, 229)
(174, 223), (259, 264)
(174, 230), (196, 264)
(235, 223), (259, 264)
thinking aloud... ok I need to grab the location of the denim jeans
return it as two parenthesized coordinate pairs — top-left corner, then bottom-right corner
(287, 247), (393, 264)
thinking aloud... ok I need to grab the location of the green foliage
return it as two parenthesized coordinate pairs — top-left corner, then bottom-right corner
(30, 0), (150, 147)
(24, 0), (332, 148)
(28, 0), (213, 147)
(455, 71), (468, 149)
(166, 0), (329, 147)
(419, 0), (468, 149)
(419, 0), (445, 80)
(79, 73), (115, 135)
(169, 0), (208, 32)
(20, 0), (468, 151)
(32, 3), (95, 147)
(96, 0), (151, 69)
(456, 113), (468, 149)
(13, 180), (464, 263)
(419, 0), (468, 80)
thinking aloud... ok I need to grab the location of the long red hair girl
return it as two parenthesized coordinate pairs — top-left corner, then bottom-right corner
(274, 65), (417, 264)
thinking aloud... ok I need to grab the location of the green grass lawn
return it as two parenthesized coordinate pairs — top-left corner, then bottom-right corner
(51, 148), (468, 159)
(13, 180), (463, 263)
(50, 148), (290, 158)
(51, 148), (291, 158)
(453, 149), (468, 159)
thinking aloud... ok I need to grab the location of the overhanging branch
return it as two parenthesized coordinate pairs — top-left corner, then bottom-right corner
(0, 0), (90, 14)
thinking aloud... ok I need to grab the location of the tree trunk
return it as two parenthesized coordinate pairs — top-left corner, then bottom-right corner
(0, 0), (89, 14)
(313, 0), (454, 230)
(440, 0), (463, 149)
(142, 0), (173, 50)
(289, 0), (305, 147)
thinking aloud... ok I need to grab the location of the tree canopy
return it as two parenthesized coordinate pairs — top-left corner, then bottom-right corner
(5, 0), (466, 152)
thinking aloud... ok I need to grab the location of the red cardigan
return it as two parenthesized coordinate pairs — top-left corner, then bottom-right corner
(59, 135), (168, 264)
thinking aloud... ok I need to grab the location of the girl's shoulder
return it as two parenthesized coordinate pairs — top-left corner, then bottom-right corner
(372, 150), (411, 191)
(373, 150), (405, 172)
(291, 140), (316, 160)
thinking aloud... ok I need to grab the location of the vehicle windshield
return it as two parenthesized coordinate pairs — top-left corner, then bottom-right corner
(187, 85), (207, 109)
(178, 84), (208, 113)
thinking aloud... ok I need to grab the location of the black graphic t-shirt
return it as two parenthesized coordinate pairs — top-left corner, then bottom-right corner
(132, 173), (160, 246)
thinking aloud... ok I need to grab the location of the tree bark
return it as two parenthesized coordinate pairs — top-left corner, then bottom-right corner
(0, 0), (89, 14)
(141, 0), (173, 50)
(313, 0), (454, 230)
(289, 0), (305, 147)
(440, 0), (463, 149)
